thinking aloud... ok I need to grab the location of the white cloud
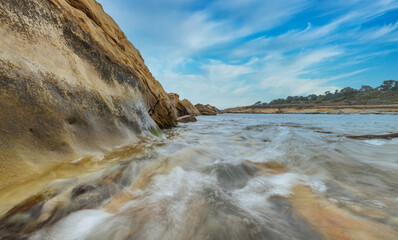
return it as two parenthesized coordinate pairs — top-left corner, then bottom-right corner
(154, 60), (257, 108)
(201, 60), (253, 82)
(256, 49), (343, 95)
(97, 0), (398, 108)
(360, 21), (398, 40)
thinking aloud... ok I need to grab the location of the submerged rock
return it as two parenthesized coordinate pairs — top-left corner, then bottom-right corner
(195, 103), (222, 115)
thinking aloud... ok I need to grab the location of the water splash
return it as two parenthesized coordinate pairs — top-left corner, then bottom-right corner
(1, 114), (398, 239)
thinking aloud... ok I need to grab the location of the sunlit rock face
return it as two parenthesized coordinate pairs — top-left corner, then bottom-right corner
(195, 103), (222, 115)
(0, 0), (177, 188)
(181, 99), (201, 116)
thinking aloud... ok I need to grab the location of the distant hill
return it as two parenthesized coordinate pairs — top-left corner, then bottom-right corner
(252, 80), (398, 107)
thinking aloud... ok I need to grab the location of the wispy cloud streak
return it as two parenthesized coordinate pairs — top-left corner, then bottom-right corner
(98, 0), (398, 108)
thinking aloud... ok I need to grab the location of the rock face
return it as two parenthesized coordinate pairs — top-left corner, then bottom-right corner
(0, 0), (178, 188)
(168, 93), (197, 122)
(181, 99), (201, 116)
(195, 104), (222, 115)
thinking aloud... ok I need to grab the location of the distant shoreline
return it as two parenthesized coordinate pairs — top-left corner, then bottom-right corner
(222, 104), (398, 114)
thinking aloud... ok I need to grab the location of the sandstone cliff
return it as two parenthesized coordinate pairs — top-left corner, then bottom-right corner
(0, 0), (178, 188)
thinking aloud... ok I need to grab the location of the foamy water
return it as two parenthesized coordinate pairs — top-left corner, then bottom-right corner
(2, 114), (398, 239)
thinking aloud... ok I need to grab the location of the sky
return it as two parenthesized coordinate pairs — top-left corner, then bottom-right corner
(97, 0), (398, 109)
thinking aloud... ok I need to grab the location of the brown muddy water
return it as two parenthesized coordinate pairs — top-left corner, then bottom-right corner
(1, 114), (398, 240)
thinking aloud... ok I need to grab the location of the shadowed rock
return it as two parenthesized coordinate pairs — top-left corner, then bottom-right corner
(168, 93), (198, 122)
(177, 115), (197, 123)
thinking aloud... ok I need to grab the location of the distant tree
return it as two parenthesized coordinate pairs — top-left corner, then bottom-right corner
(340, 87), (357, 96)
(324, 91), (334, 100)
(359, 85), (373, 92)
(377, 80), (397, 91)
(394, 81), (398, 91)
(270, 98), (286, 105)
(307, 94), (318, 100)
(298, 96), (307, 101)
(286, 96), (294, 103)
(253, 101), (262, 106)
(263, 80), (397, 106)
(340, 87), (357, 104)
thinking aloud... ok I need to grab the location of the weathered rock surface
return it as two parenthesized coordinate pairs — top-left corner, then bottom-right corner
(177, 115), (197, 123)
(181, 99), (201, 116)
(195, 104), (222, 115)
(168, 93), (198, 122)
(0, 0), (178, 188)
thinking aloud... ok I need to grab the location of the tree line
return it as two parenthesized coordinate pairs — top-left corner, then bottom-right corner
(253, 80), (398, 106)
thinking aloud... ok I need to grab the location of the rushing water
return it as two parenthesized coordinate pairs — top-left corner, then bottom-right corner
(1, 114), (398, 240)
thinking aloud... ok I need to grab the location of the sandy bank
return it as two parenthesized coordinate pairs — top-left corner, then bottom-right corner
(223, 105), (398, 114)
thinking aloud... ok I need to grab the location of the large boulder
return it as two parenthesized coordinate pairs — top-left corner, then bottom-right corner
(0, 0), (178, 188)
(168, 93), (197, 123)
(195, 104), (222, 115)
(181, 99), (201, 116)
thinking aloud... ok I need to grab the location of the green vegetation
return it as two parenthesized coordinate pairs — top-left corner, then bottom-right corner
(253, 80), (398, 106)
(149, 126), (163, 136)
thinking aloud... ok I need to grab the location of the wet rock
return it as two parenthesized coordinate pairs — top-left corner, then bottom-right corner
(168, 93), (190, 117)
(0, 0), (184, 187)
(211, 162), (257, 191)
(0, 163), (131, 237)
(168, 93), (198, 122)
(177, 115), (197, 123)
(346, 133), (398, 140)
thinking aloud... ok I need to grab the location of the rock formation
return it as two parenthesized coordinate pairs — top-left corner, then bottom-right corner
(0, 0), (180, 188)
(168, 93), (198, 122)
(181, 99), (201, 116)
(195, 104), (222, 115)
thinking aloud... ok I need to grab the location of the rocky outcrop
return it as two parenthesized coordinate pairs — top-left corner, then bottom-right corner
(195, 104), (222, 115)
(181, 99), (201, 116)
(168, 93), (197, 122)
(168, 93), (189, 117)
(0, 0), (178, 188)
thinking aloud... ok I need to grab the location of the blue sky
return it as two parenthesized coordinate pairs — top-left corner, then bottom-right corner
(98, 0), (398, 108)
